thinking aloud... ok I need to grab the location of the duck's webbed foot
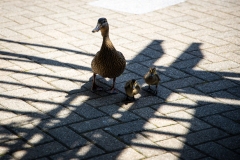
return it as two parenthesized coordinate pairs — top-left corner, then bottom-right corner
(146, 85), (157, 95)
(107, 87), (119, 94)
(124, 95), (135, 104)
(91, 83), (103, 92)
(153, 89), (158, 95)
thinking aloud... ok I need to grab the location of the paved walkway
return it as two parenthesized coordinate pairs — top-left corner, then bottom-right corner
(0, 0), (240, 159)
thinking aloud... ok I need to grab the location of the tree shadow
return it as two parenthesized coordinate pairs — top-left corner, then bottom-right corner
(0, 38), (240, 160)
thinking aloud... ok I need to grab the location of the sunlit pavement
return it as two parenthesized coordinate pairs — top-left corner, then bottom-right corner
(0, 0), (240, 159)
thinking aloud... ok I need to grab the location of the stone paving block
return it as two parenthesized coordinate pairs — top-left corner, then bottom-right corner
(0, 114), (49, 128)
(152, 98), (197, 114)
(105, 119), (156, 136)
(132, 107), (177, 127)
(0, 139), (31, 155)
(21, 77), (56, 92)
(112, 72), (142, 84)
(120, 133), (166, 157)
(12, 141), (67, 160)
(1, 99), (39, 113)
(183, 67), (221, 81)
(167, 111), (211, 131)
(141, 47), (164, 59)
(221, 109), (240, 123)
(227, 86), (240, 98)
(162, 77), (203, 90)
(196, 142), (240, 160)
(171, 57), (203, 69)
(0, 126), (18, 143)
(162, 67), (190, 79)
(0, 154), (16, 160)
(84, 129), (125, 152)
(200, 60), (239, 72)
(48, 126), (89, 149)
(12, 124), (53, 145)
(186, 103), (235, 118)
(50, 79), (80, 91)
(156, 138), (205, 160)
(141, 124), (189, 142)
(179, 87), (220, 105)
(0, 110), (18, 121)
(2, 87), (37, 98)
(121, 96), (164, 110)
(203, 115), (240, 134)
(155, 86), (184, 102)
(99, 104), (139, 122)
(70, 116), (118, 133)
(143, 152), (178, 160)
(50, 144), (105, 160)
(217, 135), (240, 150)
(88, 147), (144, 160)
(86, 94), (126, 107)
(0, 75), (22, 90)
(37, 113), (83, 130)
(145, 54), (178, 67)
(185, 128), (229, 146)
(68, 103), (105, 119)
(126, 62), (149, 76)
(30, 101), (72, 117)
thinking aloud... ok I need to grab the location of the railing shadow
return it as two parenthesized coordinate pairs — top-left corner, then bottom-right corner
(0, 38), (240, 159)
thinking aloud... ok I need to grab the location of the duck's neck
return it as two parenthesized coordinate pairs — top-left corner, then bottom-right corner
(100, 29), (116, 52)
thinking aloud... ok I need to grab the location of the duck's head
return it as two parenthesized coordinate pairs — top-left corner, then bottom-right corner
(92, 18), (109, 34)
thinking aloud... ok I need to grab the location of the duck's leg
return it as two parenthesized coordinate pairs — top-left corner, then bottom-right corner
(91, 73), (103, 91)
(108, 77), (118, 94)
(154, 85), (158, 95)
(147, 85), (152, 91)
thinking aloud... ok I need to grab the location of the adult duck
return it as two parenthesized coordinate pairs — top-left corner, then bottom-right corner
(91, 18), (126, 93)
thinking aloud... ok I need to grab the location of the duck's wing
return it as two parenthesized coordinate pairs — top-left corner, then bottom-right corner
(124, 80), (131, 89)
(156, 74), (161, 82)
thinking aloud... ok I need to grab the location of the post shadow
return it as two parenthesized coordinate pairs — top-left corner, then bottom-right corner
(0, 38), (240, 159)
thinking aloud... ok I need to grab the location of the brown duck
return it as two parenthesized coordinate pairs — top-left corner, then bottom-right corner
(124, 79), (141, 101)
(144, 67), (160, 94)
(91, 18), (126, 93)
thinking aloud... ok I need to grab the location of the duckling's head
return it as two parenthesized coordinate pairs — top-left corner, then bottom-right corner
(92, 18), (109, 36)
(131, 79), (137, 89)
(149, 67), (157, 75)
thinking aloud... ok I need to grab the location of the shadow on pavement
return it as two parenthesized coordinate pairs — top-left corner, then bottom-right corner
(0, 38), (240, 159)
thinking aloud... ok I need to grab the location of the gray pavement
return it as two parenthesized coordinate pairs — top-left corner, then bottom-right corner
(0, 0), (240, 159)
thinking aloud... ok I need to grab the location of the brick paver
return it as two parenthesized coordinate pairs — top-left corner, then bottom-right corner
(1, 0), (240, 159)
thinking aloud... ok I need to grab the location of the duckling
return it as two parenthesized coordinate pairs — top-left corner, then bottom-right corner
(91, 18), (126, 93)
(144, 67), (160, 95)
(124, 79), (141, 101)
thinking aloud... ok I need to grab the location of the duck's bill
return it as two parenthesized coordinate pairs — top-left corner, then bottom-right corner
(92, 23), (101, 33)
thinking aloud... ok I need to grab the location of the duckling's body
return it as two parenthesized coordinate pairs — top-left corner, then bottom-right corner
(125, 79), (141, 101)
(91, 18), (126, 93)
(144, 67), (160, 94)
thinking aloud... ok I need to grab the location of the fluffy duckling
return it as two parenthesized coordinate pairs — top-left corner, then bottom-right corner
(144, 67), (160, 94)
(124, 79), (141, 101)
(91, 18), (126, 93)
